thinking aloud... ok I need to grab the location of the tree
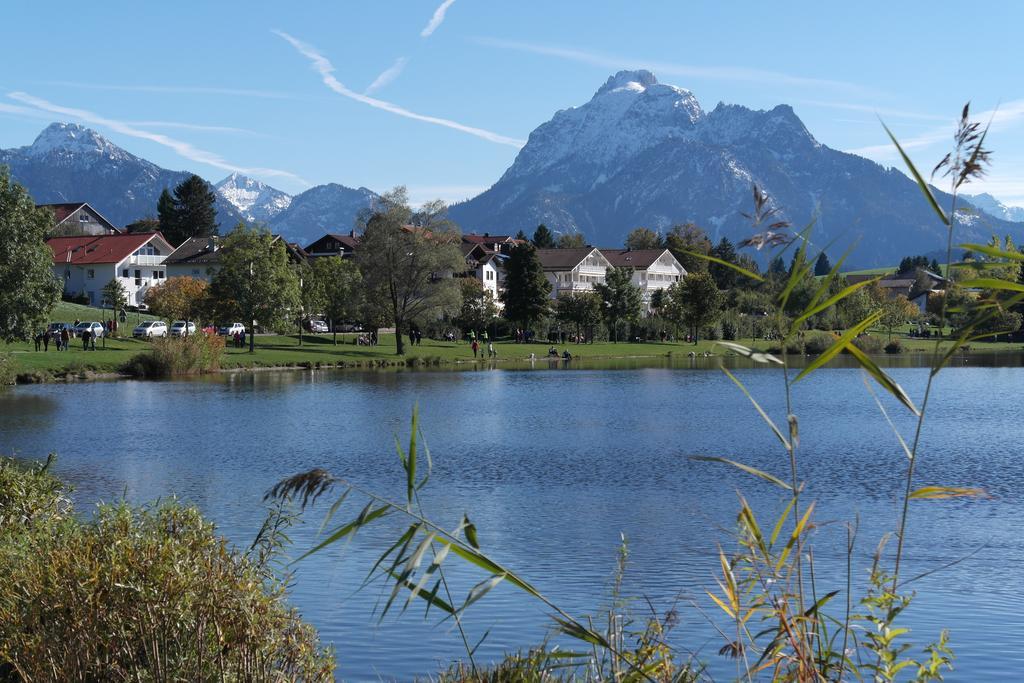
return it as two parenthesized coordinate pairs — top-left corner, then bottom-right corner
(625, 227), (663, 250)
(101, 278), (128, 336)
(531, 224), (555, 249)
(897, 255), (929, 276)
(500, 243), (551, 337)
(310, 256), (362, 345)
(454, 278), (499, 336)
(667, 271), (723, 343)
(515, 229), (528, 241)
(664, 223), (711, 273)
(356, 188), (464, 355)
(709, 237), (739, 289)
(594, 267), (643, 342)
(159, 175), (219, 247)
(814, 252), (832, 276)
(294, 261), (326, 343)
(767, 256), (787, 278)
(145, 276), (210, 335)
(555, 293), (602, 343)
(0, 167), (61, 341)
(556, 232), (586, 249)
(210, 224), (301, 351)
(929, 258), (941, 273)
(868, 283), (919, 340)
(125, 217), (160, 234)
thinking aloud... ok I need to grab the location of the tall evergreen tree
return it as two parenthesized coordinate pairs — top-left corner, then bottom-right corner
(500, 243), (551, 336)
(814, 252), (832, 276)
(768, 255), (787, 278)
(709, 237), (739, 289)
(531, 224), (555, 249)
(0, 167), (61, 341)
(159, 175), (219, 247)
(594, 267), (643, 342)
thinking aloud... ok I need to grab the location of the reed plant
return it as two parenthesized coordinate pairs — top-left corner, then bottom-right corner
(0, 456), (334, 682)
(270, 107), (1003, 681)
(122, 333), (225, 378)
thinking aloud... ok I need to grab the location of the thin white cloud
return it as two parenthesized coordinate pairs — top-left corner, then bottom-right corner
(421, 0), (457, 37)
(798, 99), (947, 122)
(365, 57), (408, 94)
(0, 102), (54, 120)
(35, 81), (295, 99)
(7, 92), (308, 185)
(126, 120), (262, 136)
(847, 100), (1024, 160)
(472, 37), (875, 94)
(274, 31), (525, 148)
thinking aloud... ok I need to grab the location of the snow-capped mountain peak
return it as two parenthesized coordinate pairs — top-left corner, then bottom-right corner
(964, 192), (1024, 223)
(26, 122), (131, 162)
(594, 69), (660, 97)
(214, 173), (292, 223)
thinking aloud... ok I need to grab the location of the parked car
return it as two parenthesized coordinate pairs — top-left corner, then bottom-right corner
(218, 322), (245, 337)
(48, 322), (76, 337)
(169, 321), (197, 337)
(337, 323), (363, 332)
(133, 320), (168, 338)
(307, 319), (328, 333)
(74, 321), (105, 338)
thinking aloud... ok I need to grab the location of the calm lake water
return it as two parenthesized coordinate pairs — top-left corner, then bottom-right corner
(2, 362), (1022, 681)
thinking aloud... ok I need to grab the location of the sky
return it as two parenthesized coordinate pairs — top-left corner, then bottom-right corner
(1, 1), (1022, 207)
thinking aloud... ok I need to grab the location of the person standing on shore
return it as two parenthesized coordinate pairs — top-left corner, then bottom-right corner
(81, 329), (91, 351)
(471, 339), (479, 358)
(488, 341), (496, 358)
(42, 330), (51, 351)
(60, 328), (69, 351)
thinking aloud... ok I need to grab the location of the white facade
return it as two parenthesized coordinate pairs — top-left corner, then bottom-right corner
(619, 250), (687, 305)
(54, 235), (174, 308)
(543, 249), (612, 299)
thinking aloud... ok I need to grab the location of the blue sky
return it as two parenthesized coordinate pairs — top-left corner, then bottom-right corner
(1, 1), (1021, 206)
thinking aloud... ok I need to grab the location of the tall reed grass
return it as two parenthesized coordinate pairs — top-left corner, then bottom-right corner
(267, 107), (1003, 681)
(122, 333), (225, 378)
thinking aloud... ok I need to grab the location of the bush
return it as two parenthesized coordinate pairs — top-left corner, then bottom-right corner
(0, 353), (15, 387)
(123, 333), (225, 378)
(804, 330), (839, 355)
(0, 458), (334, 681)
(849, 334), (885, 354)
(885, 339), (904, 354)
(767, 338), (804, 355)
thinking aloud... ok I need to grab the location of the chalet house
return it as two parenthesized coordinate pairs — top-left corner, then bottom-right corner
(39, 202), (121, 236)
(305, 231), (360, 258)
(164, 236), (223, 282)
(164, 235), (309, 283)
(462, 233), (517, 253)
(48, 232), (174, 308)
(601, 248), (687, 308)
(460, 243), (507, 303)
(535, 248), (613, 299)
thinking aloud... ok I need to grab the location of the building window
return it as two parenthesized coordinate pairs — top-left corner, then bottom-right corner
(79, 213), (89, 223)
(87, 269), (95, 279)
(135, 269), (142, 286)
(122, 269), (129, 278)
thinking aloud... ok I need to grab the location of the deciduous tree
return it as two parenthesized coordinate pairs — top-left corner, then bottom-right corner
(556, 232), (586, 249)
(667, 271), (723, 343)
(0, 167), (60, 341)
(594, 267), (642, 342)
(210, 224), (300, 351)
(664, 223), (710, 273)
(555, 292), (602, 343)
(625, 227), (663, 250)
(356, 188), (464, 355)
(145, 276), (209, 334)
(454, 278), (499, 336)
(310, 256), (362, 345)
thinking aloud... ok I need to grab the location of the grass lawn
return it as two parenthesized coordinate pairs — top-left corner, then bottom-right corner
(46, 301), (160, 326)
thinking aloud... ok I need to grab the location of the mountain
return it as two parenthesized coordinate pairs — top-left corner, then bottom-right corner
(268, 183), (378, 245)
(449, 70), (1022, 267)
(964, 193), (1024, 223)
(0, 123), (246, 231)
(214, 172), (292, 223)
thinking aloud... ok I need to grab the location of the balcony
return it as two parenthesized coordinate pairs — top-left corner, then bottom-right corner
(127, 254), (164, 266)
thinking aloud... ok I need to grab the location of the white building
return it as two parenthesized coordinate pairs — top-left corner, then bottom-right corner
(535, 248), (613, 298)
(601, 248), (687, 308)
(48, 232), (174, 308)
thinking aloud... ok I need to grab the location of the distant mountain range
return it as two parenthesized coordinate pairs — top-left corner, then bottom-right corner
(2, 73), (1022, 264)
(0, 123), (379, 245)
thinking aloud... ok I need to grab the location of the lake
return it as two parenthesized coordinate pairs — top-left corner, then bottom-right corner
(1, 362), (1021, 681)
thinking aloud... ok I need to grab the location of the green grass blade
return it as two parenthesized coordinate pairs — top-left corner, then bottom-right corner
(682, 250), (764, 281)
(791, 276), (880, 331)
(689, 455), (793, 490)
(957, 243), (1024, 262)
(793, 311), (880, 382)
(720, 365), (790, 449)
(714, 340), (783, 365)
(293, 503), (391, 564)
(910, 486), (986, 499)
(958, 278), (1024, 293)
(846, 344), (919, 415)
(881, 119), (949, 226)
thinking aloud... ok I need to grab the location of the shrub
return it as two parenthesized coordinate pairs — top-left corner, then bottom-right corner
(767, 338), (804, 355)
(0, 353), (14, 387)
(0, 459), (334, 681)
(123, 333), (225, 378)
(885, 339), (905, 354)
(804, 330), (839, 354)
(850, 334), (885, 354)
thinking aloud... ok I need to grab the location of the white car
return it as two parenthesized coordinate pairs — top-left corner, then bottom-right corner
(133, 320), (168, 338)
(74, 321), (105, 338)
(308, 319), (328, 333)
(169, 321), (197, 337)
(219, 322), (245, 337)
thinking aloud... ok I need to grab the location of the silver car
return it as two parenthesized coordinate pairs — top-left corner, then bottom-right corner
(133, 320), (168, 338)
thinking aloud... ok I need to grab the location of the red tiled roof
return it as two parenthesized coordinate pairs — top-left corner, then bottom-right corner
(48, 233), (163, 265)
(38, 202), (86, 224)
